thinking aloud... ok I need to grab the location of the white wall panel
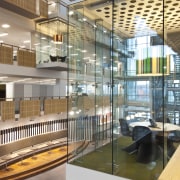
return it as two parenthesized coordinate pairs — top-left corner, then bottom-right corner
(66, 164), (129, 180)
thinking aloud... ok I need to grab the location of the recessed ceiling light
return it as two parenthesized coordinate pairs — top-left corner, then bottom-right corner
(69, 11), (74, 15)
(2, 24), (10, 28)
(13, 78), (32, 83)
(34, 43), (40, 46)
(23, 40), (30, 43)
(53, 41), (63, 44)
(82, 50), (87, 53)
(0, 76), (8, 79)
(20, 45), (26, 48)
(51, 2), (56, 6)
(0, 32), (8, 37)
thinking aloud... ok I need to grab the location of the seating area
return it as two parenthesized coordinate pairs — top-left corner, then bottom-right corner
(119, 118), (171, 163)
(50, 55), (67, 63)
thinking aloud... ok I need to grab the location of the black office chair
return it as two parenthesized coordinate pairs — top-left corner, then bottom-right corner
(132, 126), (159, 163)
(167, 130), (180, 157)
(119, 118), (131, 136)
(122, 126), (151, 155)
(123, 126), (160, 163)
(132, 126), (151, 141)
(168, 130), (180, 142)
(57, 56), (67, 62)
(50, 55), (57, 62)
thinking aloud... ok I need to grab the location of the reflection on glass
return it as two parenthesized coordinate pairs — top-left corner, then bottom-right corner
(67, 0), (180, 179)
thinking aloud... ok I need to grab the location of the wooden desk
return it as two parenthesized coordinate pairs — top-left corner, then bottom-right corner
(129, 122), (180, 132)
(158, 145), (180, 180)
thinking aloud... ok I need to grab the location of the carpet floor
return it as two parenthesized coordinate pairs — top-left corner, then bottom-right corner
(71, 136), (165, 180)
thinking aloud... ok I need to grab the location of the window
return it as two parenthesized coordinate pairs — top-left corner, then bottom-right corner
(127, 81), (149, 102)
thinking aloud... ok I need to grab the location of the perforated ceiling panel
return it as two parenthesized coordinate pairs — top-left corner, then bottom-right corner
(90, 0), (179, 36)
(73, 0), (180, 53)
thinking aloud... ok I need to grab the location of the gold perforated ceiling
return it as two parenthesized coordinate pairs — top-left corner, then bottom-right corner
(72, 0), (180, 53)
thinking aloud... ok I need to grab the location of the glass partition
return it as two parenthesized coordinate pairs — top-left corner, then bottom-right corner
(33, 1), (68, 65)
(67, 2), (112, 170)
(67, 0), (180, 179)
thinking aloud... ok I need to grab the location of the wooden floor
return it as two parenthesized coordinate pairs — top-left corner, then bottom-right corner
(0, 141), (87, 180)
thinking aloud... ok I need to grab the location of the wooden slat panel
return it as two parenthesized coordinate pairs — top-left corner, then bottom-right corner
(1, 101), (15, 121)
(17, 49), (36, 67)
(20, 100), (40, 118)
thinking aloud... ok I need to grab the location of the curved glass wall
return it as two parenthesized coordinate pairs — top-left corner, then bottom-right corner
(67, 0), (180, 179)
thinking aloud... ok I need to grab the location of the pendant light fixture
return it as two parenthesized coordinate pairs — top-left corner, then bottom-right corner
(53, 20), (63, 44)
(53, 34), (63, 43)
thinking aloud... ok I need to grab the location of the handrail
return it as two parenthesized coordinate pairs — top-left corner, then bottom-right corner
(0, 137), (67, 170)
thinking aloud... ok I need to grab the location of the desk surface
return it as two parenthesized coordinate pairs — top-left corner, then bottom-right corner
(158, 145), (180, 180)
(129, 122), (180, 132)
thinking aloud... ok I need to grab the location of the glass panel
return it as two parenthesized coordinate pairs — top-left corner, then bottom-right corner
(112, 0), (164, 179)
(67, 1), (113, 173)
(163, 0), (180, 172)
(34, 18), (67, 65)
(67, 0), (180, 179)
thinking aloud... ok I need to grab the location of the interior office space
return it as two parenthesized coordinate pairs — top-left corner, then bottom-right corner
(0, 0), (179, 180)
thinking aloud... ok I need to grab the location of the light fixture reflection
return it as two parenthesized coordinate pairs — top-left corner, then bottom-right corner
(0, 32), (8, 37)
(69, 111), (74, 116)
(2, 24), (10, 28)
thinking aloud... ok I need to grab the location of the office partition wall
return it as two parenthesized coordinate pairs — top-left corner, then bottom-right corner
(67, 0), (180, 179)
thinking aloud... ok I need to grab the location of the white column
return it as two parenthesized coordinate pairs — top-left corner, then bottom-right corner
(55, 79), (67, 97)
(6, 83), (14, 100)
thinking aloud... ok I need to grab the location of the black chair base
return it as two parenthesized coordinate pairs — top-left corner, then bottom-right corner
(137, 143), (160, 164)
(122, 141), (138, 154)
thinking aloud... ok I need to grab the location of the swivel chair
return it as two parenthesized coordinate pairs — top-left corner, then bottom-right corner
(119, 118), (131, 136)
(123, 126), (160, 163)
(121, 126), (151, 155)
(132, 126), (158, 163)
(167, 130), (180, 157)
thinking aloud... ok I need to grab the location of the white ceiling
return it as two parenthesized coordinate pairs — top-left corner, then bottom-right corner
(0, 7), (57, 85)
(0, 75), (56, 85)
(0, 7), (34, 49)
